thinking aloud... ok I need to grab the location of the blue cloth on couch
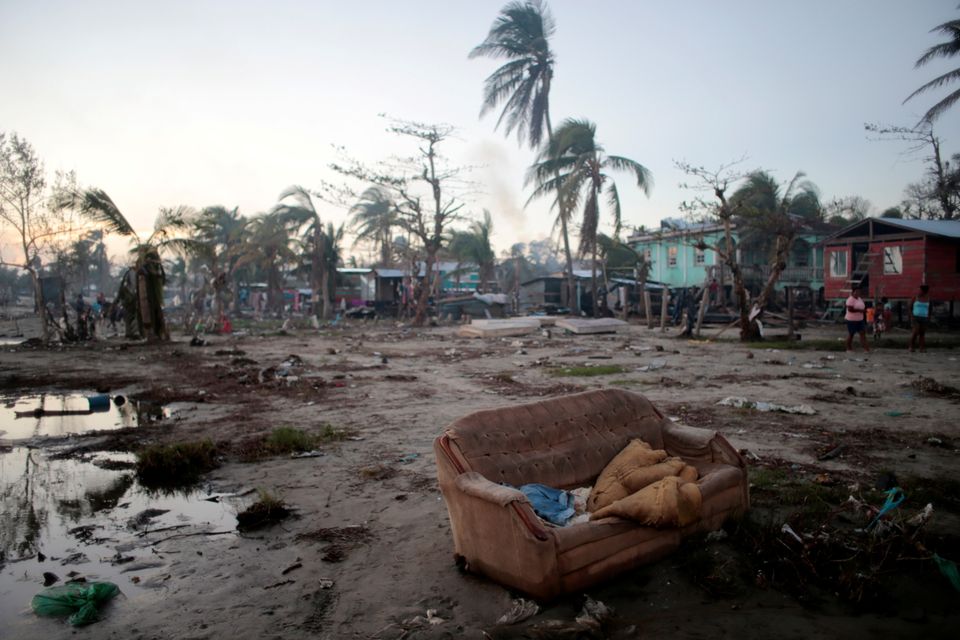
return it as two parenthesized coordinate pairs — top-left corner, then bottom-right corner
(518, 483), (576, 526)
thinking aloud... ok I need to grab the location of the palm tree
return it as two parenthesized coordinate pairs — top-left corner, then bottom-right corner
(729, 170), (820, 339)
(56, 188), (188, 340)
(527, 118), (652, 317)
(272, 186), (331, 319)
(496, 242), (535, 306)
(471, 0), (579, 309)
(905, 11), (960, 124)
(448, 210), (497, 292)
(597, 232), (650, 319)
(349, 186), (397, 267)
(191, 206), (248, 321)
(235, 211), (298, 316)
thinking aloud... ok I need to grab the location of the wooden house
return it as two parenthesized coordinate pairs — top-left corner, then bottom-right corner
(822, 218), (960, 303)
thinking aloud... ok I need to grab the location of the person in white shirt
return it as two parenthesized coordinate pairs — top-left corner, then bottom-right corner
(844, 286), (869, 353)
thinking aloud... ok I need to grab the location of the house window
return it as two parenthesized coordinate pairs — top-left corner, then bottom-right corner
(643, 248), (652, 263)
(694, 248), (705, 265)
(883, 246), (902, 274)
(829, 250), (847, 277)
(668, 247), (678, 267)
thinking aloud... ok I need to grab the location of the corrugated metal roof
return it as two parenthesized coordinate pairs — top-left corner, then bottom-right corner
(877, 218), (960, 238)
(824, 216), (960, 242)
(373, 269), (405, 278)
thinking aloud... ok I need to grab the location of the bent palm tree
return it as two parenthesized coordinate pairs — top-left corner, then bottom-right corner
(192, 206), (248, 322)
(57, 188), (188, 340)
(448, 211), (496, 292)
(272, 186), (331, 320)
(527, 119), (652, 316)
(349, 186), (397, 267)
(905, 11), (960, 124)
(234, 211), (298, 316)
(471, 0), (579, 309)
(729, 170), (820, 340)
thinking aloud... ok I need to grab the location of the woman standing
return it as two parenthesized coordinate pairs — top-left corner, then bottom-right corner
(909, 284), (931, 353)
(845, 286), (869, 353)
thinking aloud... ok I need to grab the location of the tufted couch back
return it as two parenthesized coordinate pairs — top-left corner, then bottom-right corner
(443, 389), (670, 489)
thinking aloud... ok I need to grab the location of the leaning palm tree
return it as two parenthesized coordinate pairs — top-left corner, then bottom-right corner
(191, 206), (248, 322)
(448, 210), (497, 292)
(471, 0), (579, 309)
(234, 211), (299, 316)
(905, 10), (960, 124)
(729, 170), (820, 340)
(349, 186), (397, 267)
(56, 188), (189, 340)
(527, 119), (652, 317)
(272, 186), (331, 320)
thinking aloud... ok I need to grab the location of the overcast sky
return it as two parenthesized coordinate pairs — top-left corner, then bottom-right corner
(2, 0), (959, 258)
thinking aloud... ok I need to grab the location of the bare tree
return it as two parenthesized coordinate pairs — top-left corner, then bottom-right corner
(866, 122), (958, 220)
(327, 119), (468, 326)
(676, 160), (809, 340)
(0, 133), (81, 343)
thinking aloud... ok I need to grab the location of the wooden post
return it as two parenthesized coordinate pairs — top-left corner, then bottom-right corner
(695, 284), (709, 337)
(659, 286), (670, 332)
(644, 290), (653, 328)
(786, 287), (795, 340)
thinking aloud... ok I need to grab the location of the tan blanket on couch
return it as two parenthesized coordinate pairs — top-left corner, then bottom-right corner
(587, 439), (702, 528)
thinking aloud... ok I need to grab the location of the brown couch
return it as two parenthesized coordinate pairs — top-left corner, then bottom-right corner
(434, 389), (749, 600)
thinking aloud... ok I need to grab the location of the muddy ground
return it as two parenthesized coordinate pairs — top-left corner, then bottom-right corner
(1, 314), (959, 639)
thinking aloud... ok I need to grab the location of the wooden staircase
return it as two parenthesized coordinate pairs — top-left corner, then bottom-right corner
(821, 251), (879, 321)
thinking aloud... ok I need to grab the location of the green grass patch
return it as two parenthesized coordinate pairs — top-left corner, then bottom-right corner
(549, 364), (627, 377)
(749, 467), (855, 519)
(236, 488), (290, 530)
(264, 427), (317, 454)
(136, 439), (219, 487)
(317, 424), (350, 443)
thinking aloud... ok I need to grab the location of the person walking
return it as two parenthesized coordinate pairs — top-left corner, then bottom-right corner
(909, 284), (931, 353)
(845, 286), (869, 353)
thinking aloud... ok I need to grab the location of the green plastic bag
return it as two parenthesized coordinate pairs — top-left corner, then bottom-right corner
(934, 554), (960, 593)
(31, 581), (120, 626)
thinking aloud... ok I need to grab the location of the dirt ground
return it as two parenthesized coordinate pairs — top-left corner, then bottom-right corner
(1, 313), (959, 639)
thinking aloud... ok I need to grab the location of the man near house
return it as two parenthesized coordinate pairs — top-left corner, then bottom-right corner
(708, 278), (719, 307)
(844, 286), (869, 353)
(909, 284), (931, 353)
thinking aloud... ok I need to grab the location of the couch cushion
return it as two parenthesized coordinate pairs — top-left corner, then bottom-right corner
(445, 390), (670, 488)
(555, 518), (682, 575)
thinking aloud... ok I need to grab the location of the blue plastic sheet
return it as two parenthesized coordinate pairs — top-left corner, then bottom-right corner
(519, 483), (575, 526)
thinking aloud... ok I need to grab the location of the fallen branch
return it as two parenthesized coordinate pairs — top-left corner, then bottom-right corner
(148, 530), (234, 545)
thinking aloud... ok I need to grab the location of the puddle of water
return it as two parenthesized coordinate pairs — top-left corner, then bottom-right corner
(0, 393), (170, 441)
(0, 446), (237, 629)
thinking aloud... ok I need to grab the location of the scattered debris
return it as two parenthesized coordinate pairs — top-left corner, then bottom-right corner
(911, 376), (960, 399)
(818, 444), (846, 461)
(496, 598), (539, 625)
(717, 396), (816, 415)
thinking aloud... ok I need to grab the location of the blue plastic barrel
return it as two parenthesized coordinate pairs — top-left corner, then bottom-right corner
(87, 394), (111, 412)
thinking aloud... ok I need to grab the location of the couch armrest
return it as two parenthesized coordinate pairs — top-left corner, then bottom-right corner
(662, 422), (744, 467)
(454, 472), (526, 506)
(453, 472), (550, 542)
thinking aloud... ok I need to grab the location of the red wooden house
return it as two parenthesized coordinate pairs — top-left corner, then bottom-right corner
(822, 218), (960, 303)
